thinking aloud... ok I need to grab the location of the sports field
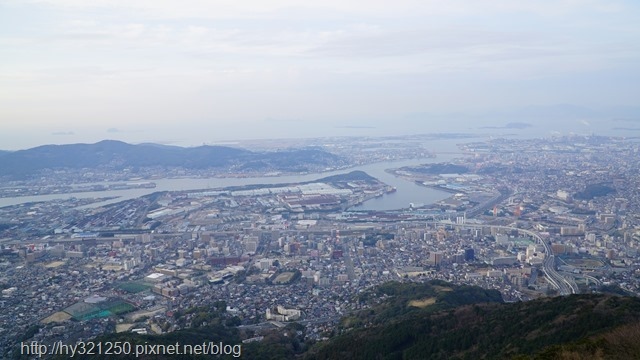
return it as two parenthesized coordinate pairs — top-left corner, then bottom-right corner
(117, 282), (151, 293)
(274, 272), (295, 284)
(64, 298), (136, 320)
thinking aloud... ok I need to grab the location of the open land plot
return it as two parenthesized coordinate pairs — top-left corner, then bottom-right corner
(274, 272), (295, 284)
(41, 311), (72, 324)
(126, 307), (166, 322)
(117, 282), (151, 294)
(408, 297), (437, 308)
(116, 323), (135, 333)
(44, 261), (66, 268)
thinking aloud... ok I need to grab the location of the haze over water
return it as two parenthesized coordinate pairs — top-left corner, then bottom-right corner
(1, 1), (639, 150)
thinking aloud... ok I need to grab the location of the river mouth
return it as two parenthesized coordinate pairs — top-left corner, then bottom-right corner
(0, 152), (461, 211)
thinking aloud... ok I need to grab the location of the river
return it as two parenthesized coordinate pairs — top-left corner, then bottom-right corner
(0, 141), (464, 211)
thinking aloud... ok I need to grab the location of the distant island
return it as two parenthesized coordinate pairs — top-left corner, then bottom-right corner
(480, 122), (533, 130)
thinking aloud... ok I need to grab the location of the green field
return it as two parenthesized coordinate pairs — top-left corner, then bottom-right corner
(104, 301), (136, 315)
(117, 282), (151, 293)
(64, 302), (101, 320)
(83, 310), (112, 321)
(64, 298), (136, 320)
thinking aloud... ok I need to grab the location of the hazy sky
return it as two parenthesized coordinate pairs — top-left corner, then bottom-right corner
(1, 0), (639, 149)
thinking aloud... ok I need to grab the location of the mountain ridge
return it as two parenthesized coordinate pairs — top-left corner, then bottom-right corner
(306, 283), (640, 360)
(0, 140), (343, 179)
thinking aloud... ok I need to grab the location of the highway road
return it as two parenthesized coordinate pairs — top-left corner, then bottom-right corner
(429, 222), (578, 296)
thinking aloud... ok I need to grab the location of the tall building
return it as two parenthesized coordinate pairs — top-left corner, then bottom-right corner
(428, 251), (443, 266)
(245, 240), (258, 253)
(464, 248), (475, 261)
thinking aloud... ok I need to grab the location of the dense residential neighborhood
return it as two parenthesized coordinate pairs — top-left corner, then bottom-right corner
(1, 135), (640, 357)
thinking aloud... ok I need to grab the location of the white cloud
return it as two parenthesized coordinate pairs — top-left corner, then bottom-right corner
(0, 0), (638, 148)
(17, 0), (629, 19)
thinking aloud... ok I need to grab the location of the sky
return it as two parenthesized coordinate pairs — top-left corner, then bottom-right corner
(1, 0), (640, 150)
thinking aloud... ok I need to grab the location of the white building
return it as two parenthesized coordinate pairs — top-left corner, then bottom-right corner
(266, 306), (301, 322)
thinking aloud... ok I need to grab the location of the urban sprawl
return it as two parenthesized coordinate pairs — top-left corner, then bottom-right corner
(1, 135), (640, 356)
